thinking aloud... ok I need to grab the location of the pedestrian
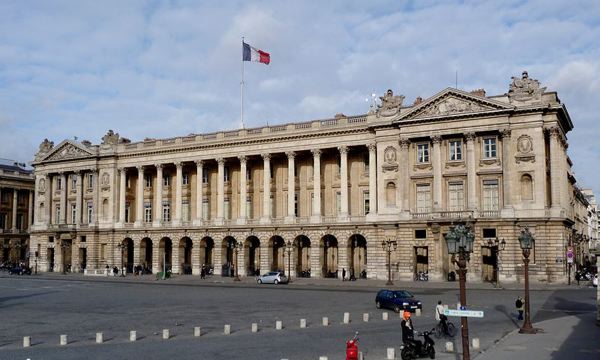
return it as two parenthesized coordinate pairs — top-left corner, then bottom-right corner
(435, 300), (448, 335)
(342, 268), (346, 281)
(350, 268), (356, 281)
(515, 296), (524, 320)
(200, 266), (205, 279)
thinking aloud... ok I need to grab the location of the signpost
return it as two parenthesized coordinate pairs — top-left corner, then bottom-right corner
(444, 309), (484, 318)
(567, 246), (574, 285)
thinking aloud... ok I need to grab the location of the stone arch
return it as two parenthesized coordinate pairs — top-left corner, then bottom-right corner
(294, 235), (311, 277)
(178, 237), (193, 274)
(245, 236), (260, 276)
(521, 173), (533, 200)
(269, 235), (285, 272)
(199, 236), (214, 270)
(121, 237), (134, 273)
(159, 237), (173, 272)
(386, 181), (397, 207)
(221, 236), (237, 277)
(321, 234), (338, 278)
(348, 234), (367, 279)
(139, 237), (153, 272)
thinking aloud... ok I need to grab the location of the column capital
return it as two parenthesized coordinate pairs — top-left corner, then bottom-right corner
(118, 167), (127, 174)
(500, 128), (511, 139)
(155, 163), (163, 170)
(261, 153), (271, 161)
(311, 149), (321, 157)
(73, 170), (81, 175)
(194, 160), (203, 167)
(285, 151), (296, 159)
(465, 132), (476, 142)
(338, 145), (348, 155)
(431, 135), (442, 144)
(238, 155), (247, 164)
(399, 138), (410, 149)
(174, 161), (183, 169)
(367, 143), (377, 152)
(216, 157), (225, 166)
(136, 165), (144, 172)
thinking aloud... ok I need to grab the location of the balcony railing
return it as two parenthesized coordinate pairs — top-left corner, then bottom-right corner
(478, 210), (499, 218)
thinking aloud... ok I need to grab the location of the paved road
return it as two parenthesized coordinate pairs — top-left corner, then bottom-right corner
(0, 274), (596, 359)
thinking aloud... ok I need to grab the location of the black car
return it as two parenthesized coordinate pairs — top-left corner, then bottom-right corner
(9, 266), (32, 275)
(375, 289), (422, 313)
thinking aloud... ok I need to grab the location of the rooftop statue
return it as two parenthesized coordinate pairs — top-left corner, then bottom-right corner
(377, 89), (405, 117)
(508, 71), (546, 102)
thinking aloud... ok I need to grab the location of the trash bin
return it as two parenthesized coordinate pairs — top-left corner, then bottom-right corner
(447, 271), (456, 281)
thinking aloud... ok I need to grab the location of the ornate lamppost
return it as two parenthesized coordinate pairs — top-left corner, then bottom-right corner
(233, 241), (243, 282)
(518, 227), (539, 334)
(487, 237), (506, 288)
(285, 240), (295, 283)
(116, 243), (126, 277)
(60, 240), (69, 274)
(381, 239), (397, 286)
(445, 224), (475, 360)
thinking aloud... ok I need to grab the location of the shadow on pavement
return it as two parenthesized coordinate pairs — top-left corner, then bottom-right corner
(494, 304), (520, 329)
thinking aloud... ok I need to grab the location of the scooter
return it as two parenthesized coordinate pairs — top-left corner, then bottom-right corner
(346, 331), (359, 360)
(400, 328), (436, 359)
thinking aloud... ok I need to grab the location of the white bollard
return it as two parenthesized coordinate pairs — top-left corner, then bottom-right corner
(319, 357), (328, 360)
(23, 336), (31, 348)
(343, 312), (350, 324)
(416, 308), (422, 317)
(383, 312), (389, 321)
(130, 330), (137, 342)
(276, 320), (283, 330)
(252, 323), (258, 333)
(96, 332), (103, 344)
(363, 313), (369, 322)
(358, 351), (364, 360)
(60, 335), (67, 346)
(322, 317), (329, 326)
(446, 341), (454, 352)
(387, 347), (395, 359)
(224, 324), (231, 335)
(399, 310), (404, 319)
(300, 318), (307, 328)
(194, 326), (202, 337)
(473, 338), (480, 350)
(162, 329), (169, 339)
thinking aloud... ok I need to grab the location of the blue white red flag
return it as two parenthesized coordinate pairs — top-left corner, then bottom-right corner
(243, 42), (270, 65)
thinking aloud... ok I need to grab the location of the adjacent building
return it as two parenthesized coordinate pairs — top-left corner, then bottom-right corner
(30, 72), (582, 283)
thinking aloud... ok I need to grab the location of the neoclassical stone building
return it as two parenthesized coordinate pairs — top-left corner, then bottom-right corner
(30, 72), (578, 283)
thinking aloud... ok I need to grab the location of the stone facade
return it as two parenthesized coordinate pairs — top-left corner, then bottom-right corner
(0, 161), (35, 265)
(30, 72), (581, 283)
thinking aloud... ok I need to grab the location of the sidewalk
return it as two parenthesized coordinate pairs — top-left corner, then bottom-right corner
(475, 312), (600, 360)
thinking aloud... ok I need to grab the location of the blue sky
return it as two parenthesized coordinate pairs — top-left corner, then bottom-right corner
(1, 0), (599, 194)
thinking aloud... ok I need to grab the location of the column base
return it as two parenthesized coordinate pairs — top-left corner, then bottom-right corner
(236, 218), (247, 225)
(310, 215), (322, 224)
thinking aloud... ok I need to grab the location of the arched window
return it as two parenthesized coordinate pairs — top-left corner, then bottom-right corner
(386, 182), (396, 207)
(521, 174), (533, 200)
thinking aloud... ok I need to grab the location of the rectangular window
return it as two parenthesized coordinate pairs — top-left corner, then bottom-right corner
(16, 214), (24, 230)
(415, 229), (427, 239)
(182, 200), (190, 221)
(182, 173), (189, 185)
(363, 191), (370, 215)
(336, 191), (341, 215)
(125, 203), (130, 223)
(449, 140), (462, 161)
(416, 184), (432, 213)
(57, 178), (62, 190)
(269, 194), (275, 217)
(71, 204), (76, 224)
(55, 206), (60, 223)
(309, 192), (314, 216)
(448, 182), (465, 211)
(417, 143), (430, 163)
(145, 175), (152, 188)
(87, 174), (94, 189)
(202, 169), (209, 184)
(294, 195), (298, 216)
(163, 174), (170, 187)
(126, 175), (131, 189)
(144, 203), (152, 223)
(80, 236), (86, 243)
(87, 202), (93, 223)
(202, 199), (209, 220)
(246, 195), (253, 218)
(483, 138), (497, 159)
(162, 202), (171, 222)
(364, 153), (369, 173)
(224, 167), (230, 182)
(0, 213), (6, 229)
(482, 228), (497, 238)
(246, 167), (252, 181)
(224, 198), (230, 220)
(71, 175), (77, 190)
(482, 179), (499, 211)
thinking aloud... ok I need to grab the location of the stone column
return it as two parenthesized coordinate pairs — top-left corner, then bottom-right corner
(310, 244), (321, 278)
(238, 156), (247, 225)
(311, 149), (322, 222)
(399, 139), (411, 212)
(60, 173), (67, 224)
(191, 240), (200, 275)
(28, 189), (33, 229)
(154, 164), (163, 226)
(173, 162), (183, 226)
(152, 241), (160, 274)
(261, 154), (271, 223)
(118, 168), (126, 225)
(500, 129), (512, 209)
(46, 175), (53, 224)
(92, 170), (99, 223)
(339, 146), (349, 219)
(466, 133), (477, 211)
(11, 189), (18, 231)
(194, 161), (203, 225)
(134, 166), (144, 227)
(133, 239), (140, 269)
(432, 136), (442, 211)
(367, 143), (378, 218)
(172, 242), (180, 274)
(75, 171), (83, 225)
(216, 158), (225, 223)
(549, 127), (562, 209)
(286, 151), (296, 223)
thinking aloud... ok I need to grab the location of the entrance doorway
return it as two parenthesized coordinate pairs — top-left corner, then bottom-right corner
(79, 248), (87, 271)
(414, 246), (428, 280)
(47, 248), (55, 272)
(481, 246), (497, 283)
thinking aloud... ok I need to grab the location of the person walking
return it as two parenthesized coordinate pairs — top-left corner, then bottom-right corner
(435, 300), (448, 335)
(342, 268), (347, 281)
(515, 296), (524, 320)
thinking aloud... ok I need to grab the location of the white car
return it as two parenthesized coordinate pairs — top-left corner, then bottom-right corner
(257, 271), (289, 284)
(593, 274), (598, 287)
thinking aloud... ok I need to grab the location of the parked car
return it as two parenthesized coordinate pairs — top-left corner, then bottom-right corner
(257, 271), (288, 284)
(9, 266), (32, 275)
(375, 289), (422, 313)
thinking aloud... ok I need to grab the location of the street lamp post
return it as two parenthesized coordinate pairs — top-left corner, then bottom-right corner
(487, 237), (506, 288)
(518, 227), (539, 334)
(445, 224), (475, 360)
(285, 240), (295, 283)
(381, 239), (397, 286)
(34, 251), (38, 275)
(234, 241), (242, 282)
(117, 243), (125, 277)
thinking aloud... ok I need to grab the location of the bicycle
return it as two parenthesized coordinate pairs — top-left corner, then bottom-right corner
(434, 319), (456, 339)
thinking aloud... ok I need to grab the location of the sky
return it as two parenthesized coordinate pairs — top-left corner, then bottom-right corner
(0, 0), (599, 195)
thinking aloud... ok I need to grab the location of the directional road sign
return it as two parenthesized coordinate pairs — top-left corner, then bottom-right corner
(444, 309), (484, 318)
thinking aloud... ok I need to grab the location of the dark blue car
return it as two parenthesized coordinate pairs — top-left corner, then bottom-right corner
(375, 289), (422, 313)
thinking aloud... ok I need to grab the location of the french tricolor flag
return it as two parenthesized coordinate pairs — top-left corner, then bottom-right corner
(243, 42), (270, 65)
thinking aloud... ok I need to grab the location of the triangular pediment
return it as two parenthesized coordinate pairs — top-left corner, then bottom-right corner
(397, 88), (514, 121)
(41, 140), (95, 162)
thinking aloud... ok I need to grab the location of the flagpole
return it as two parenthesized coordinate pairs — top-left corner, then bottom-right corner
(241, 36), (245, 129)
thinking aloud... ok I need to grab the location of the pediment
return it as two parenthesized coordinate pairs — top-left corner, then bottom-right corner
(397, 88), (514, 121)
(41, 140), (94, 162)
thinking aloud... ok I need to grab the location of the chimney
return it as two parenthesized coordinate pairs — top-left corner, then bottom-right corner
(470, 89), (486, 97)
(413, 96), (423, 106)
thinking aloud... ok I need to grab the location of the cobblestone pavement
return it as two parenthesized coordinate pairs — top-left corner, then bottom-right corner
(0, 273), (596, 359)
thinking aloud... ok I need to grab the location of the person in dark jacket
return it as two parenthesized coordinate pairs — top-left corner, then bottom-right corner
(515, 296), (524, 320)
(401, 310), (422, 353)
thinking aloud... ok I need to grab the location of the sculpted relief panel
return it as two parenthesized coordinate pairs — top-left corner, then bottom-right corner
(515, 134), (535, 163)
(382, 146), (398, 172)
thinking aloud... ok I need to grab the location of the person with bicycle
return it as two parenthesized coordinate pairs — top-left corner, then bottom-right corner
(435, 300), (448, 335)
